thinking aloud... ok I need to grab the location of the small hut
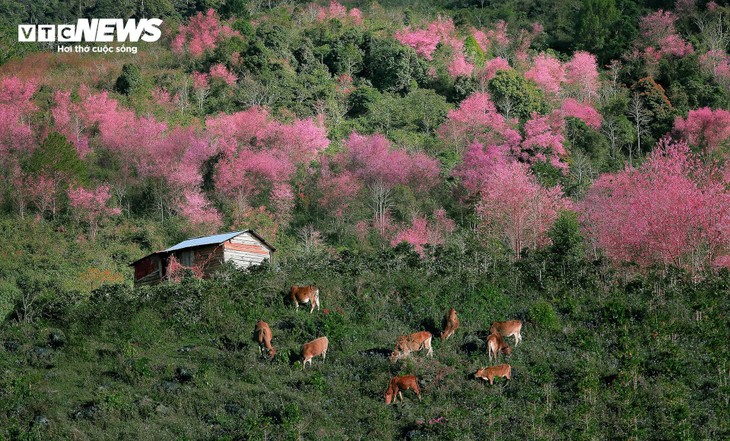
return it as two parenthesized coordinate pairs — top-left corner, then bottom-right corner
(130, 230), (275, 286)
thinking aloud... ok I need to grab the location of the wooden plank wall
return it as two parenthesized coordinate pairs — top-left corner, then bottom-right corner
(223, 232), (271, 269)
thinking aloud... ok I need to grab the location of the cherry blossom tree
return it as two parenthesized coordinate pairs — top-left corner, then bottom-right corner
(519, 112), (568, 172)
(0, 76), (37, 163)
(178, 189), (222, 234)
(673, 107), (730, 155)
(68, 185), (121, 241)
(525, 53), (565, 97)
(437, 92), (521, 153)
(580, 138), (729, 272)
(171, 9), (240, 58)
(639, 10), (694, 61)
(391, 209), (455, 256)
(564, 51), (600, 102)
(560, 98), (602, 129)
(477, 161), (570, 256)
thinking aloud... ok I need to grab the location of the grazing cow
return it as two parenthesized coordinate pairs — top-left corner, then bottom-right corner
(475, 364), (511, 385)
(390, 331), (433, 363)
(490, 320), (523, 346)
(290, 285), (321, 313)
(385, 375), (421, 404)
(253, 320), (275, 360)
(440, 308), (460, 341)
(487, 333), (512, 361)
(301, 336), (329, 369)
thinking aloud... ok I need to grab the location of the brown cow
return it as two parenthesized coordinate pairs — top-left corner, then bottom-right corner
(384, 375), (421, 404)
(301, 336), (329, 369)
(390, 331), (433, 363)
(253, 320), (275, 360)
(290, 285), (321, 313)
(490, 320), (523, 346)
(440, 308), (460, 341)
(475, 364), (512, 385)
(487, 332), (512, 361)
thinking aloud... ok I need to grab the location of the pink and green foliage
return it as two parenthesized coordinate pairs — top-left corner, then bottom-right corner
(68, 184), (121, 241)
(395, 27), (441, 60)
(437, 92), (521, 151)
(453, 141), (510, 197)
(478, 57), (511, 84)
(208, 64), (238, 86)
(519, 112), (568, 171)
(215, 147), (295, 209)
(10, 167), (58, 219)
(207, 107), (329, 162)
(315, 1), (361, 24)
(487, 20), (511, 56)
(525, 53), (565, 97)
(639, 10), (694, 60)
(564, 51), (600, 102)
(171, 9), (240, 57)
(699, 50), (730, 88)
(337, 132), (440, 192)
(448, 52), (474, 78)
(396, 17), (460, 60)
(192, 72), (210, 90)
(514, 23), (543, 64)
(210, 107), (328, 216)
(580, 138), (730, 272)
(391, 208), (455, 255)
(471, 29), (489, 54)
(476, 161), (570, 255)
(317, 164), (363, 218)
(52, 90), (91, 157)
(560, 98), (602, 129)
(673, 107), (730, 155)
(178, 189), (222, 233)
(0, 76), (37, 159)
(348, 8), (363, 26)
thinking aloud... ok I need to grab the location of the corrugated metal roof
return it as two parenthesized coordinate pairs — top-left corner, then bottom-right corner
(164, 231), (246, 253)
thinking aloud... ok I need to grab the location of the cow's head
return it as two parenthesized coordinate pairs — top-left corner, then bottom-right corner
(503, 346), (513, 356)
(384, 387), (395, 404)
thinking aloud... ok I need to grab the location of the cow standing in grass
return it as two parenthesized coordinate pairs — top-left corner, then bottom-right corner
(487, 333), (512, 361)
(490, 320), (523, 346)
(301, 336), (328, 369)
(290, 285), (321, 313)
(475, 364), (511, 385)
(390, 331), (433, 362)
(440, 308), (459, 341)
(253, 320), (276, 360)
(385, 375), (421, 404)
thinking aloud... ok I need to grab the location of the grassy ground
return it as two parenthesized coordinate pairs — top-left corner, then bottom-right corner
(1, 244), (728, 440)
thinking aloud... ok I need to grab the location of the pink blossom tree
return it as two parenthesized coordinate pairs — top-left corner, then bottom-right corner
(564, 51), (600, 102)
(178, 189), (222, 234)
(68, 185), (121, 241)
(452, 141), (510, 197)
(580, 138), (729, 273)
(447, 52), (474, 78)
(476, 161), (570, 256)
(391, 209), (455, 256)
(673, 107), (730, 155)
(699, 50), (730, 89)
(209, 64), (238, 85)
(560, 98), (602, 129)
(639, 10), (694, 61)
(525, 53), (565, 97)
(171, 9), (240, 58)
(0, 76), (37, 162)
(437, 92), (521, 153)
(519, 112), (568, 172)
